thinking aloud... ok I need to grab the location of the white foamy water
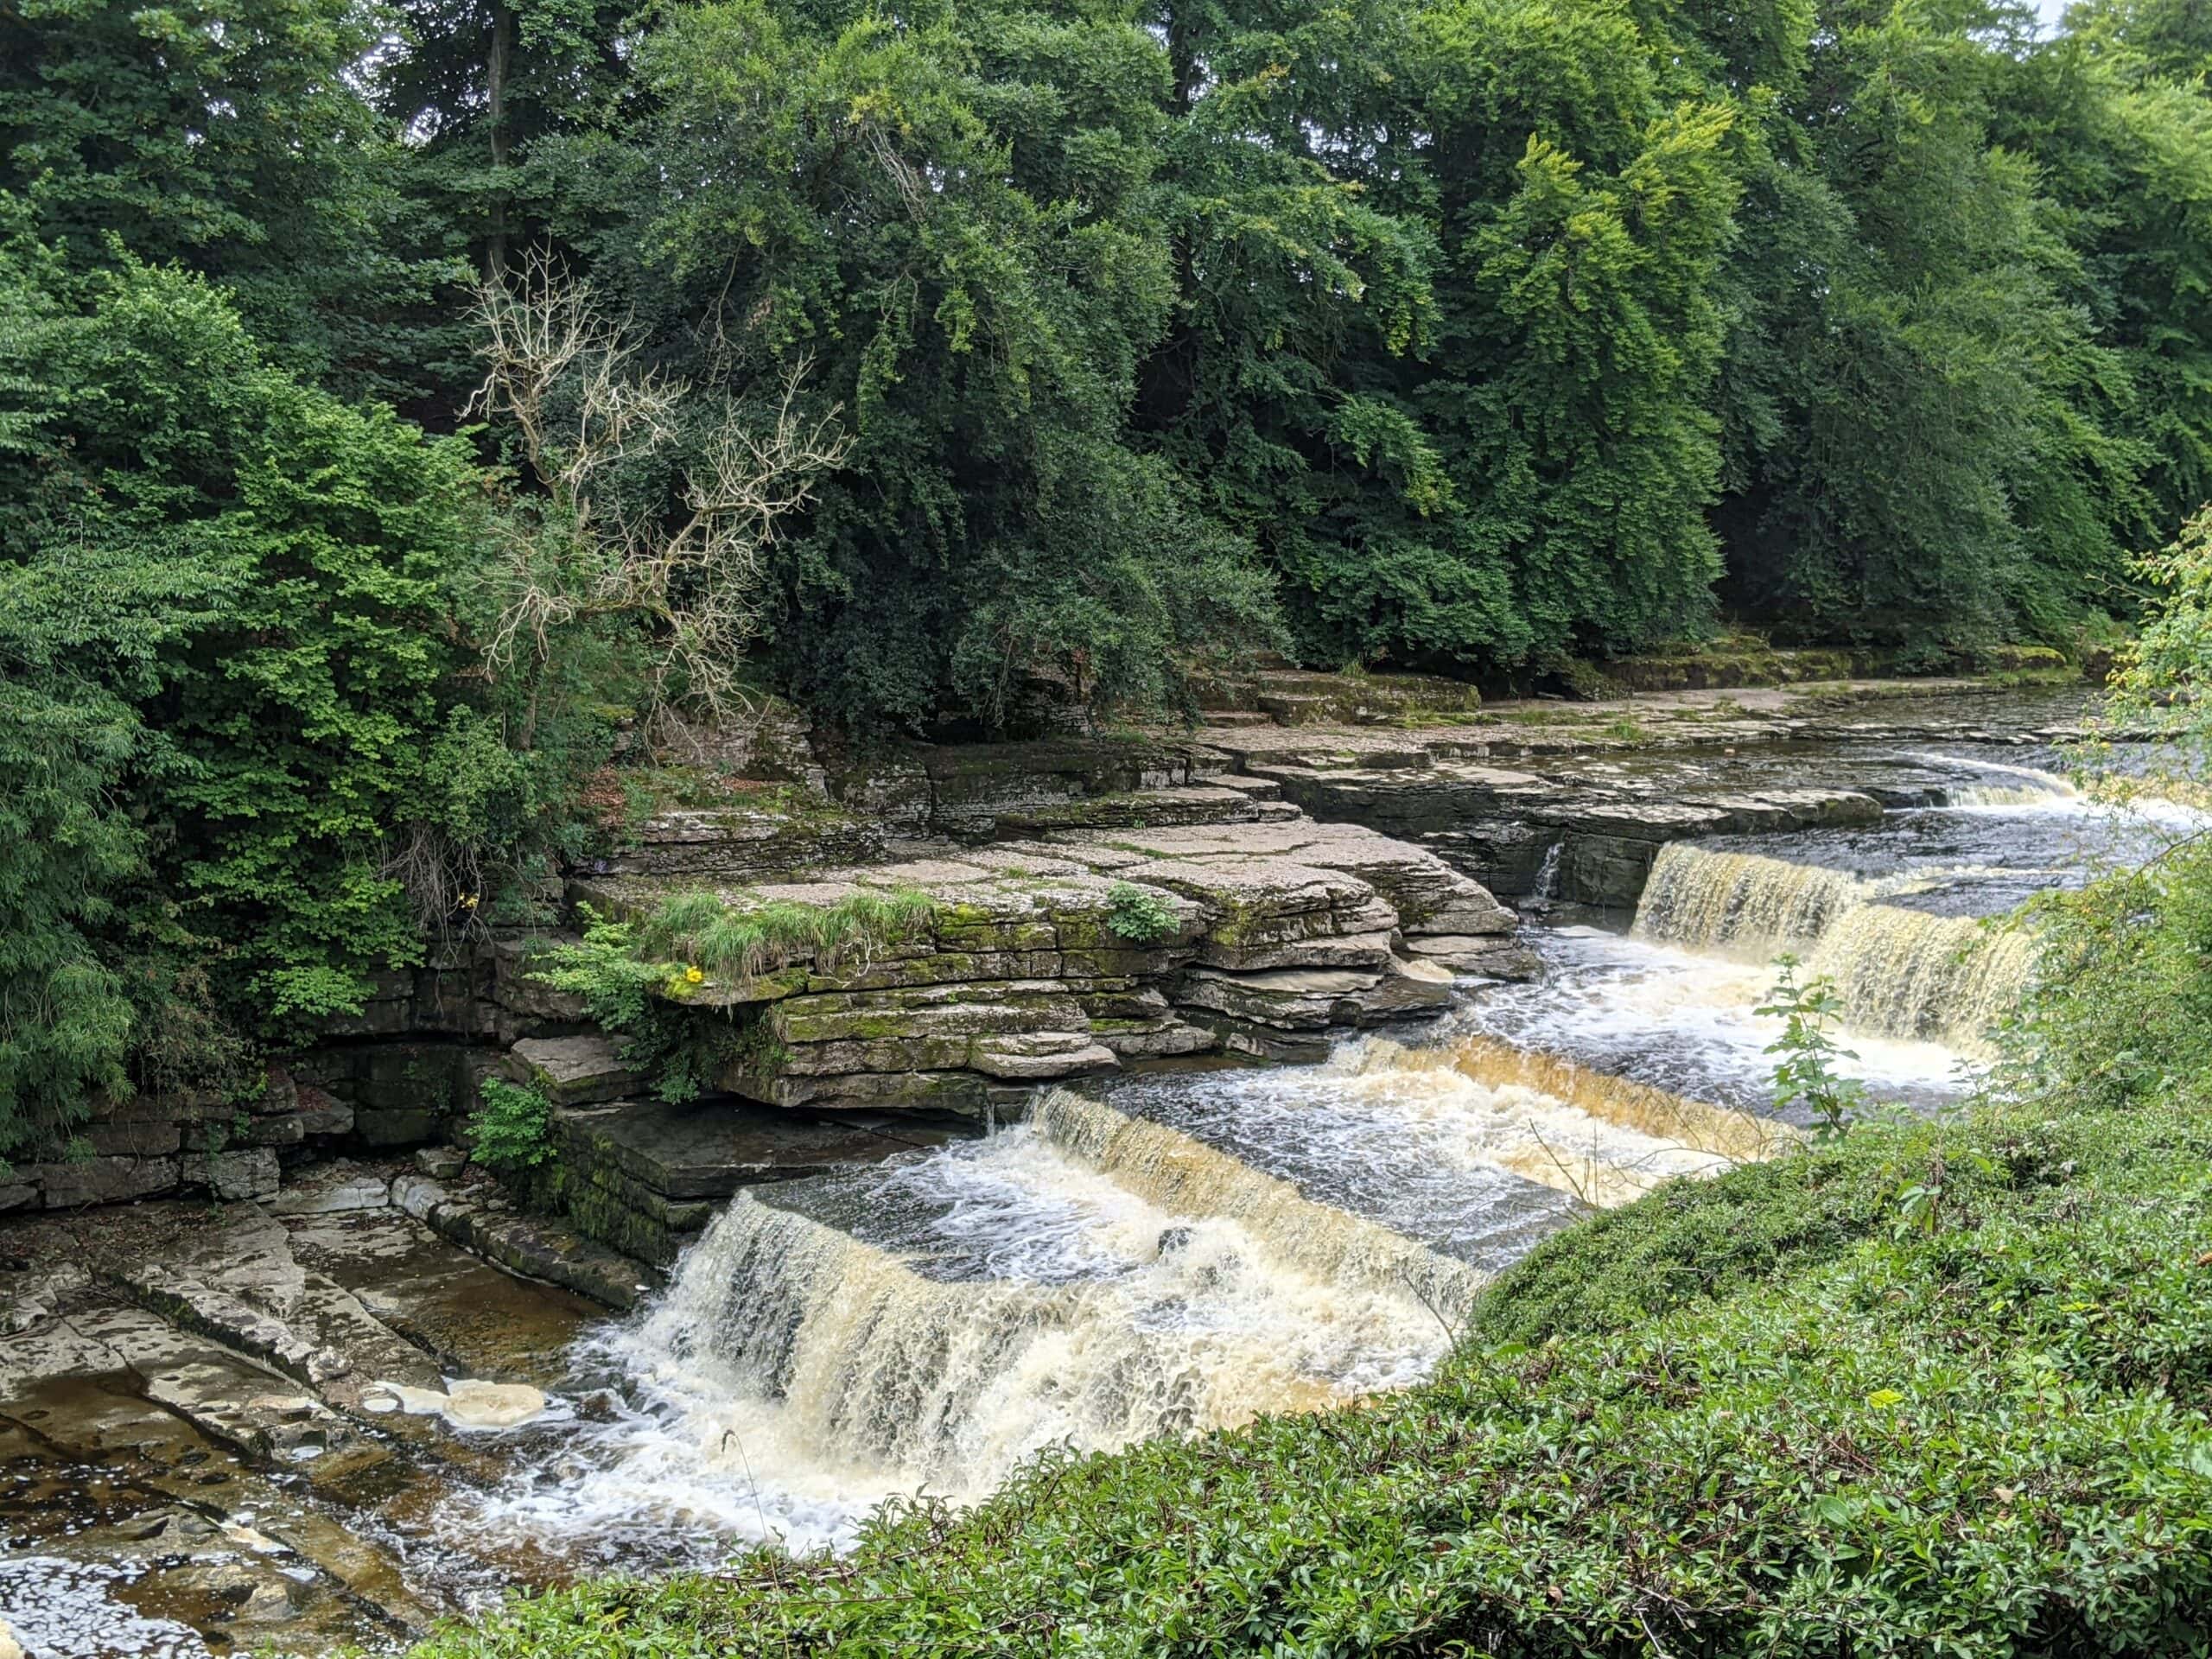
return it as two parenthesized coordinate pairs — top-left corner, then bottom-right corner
(1305, 1037), (1764, 1207)
(1469, 925), (1980, 1111)
(0, 1557), (205, 1659)
(1906, 750), (2081, 809)
(1630, 844), (2037, 1052)
(458, 1104), (1465, 1560)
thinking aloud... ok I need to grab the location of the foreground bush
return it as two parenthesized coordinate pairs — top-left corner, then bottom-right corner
(409, 1097), (2212, 1657)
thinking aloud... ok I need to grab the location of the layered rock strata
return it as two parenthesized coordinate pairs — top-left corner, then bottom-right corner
(573, 814), (1528, 1111)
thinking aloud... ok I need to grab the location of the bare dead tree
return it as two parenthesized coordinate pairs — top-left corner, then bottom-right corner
(467, 249), (852, 734)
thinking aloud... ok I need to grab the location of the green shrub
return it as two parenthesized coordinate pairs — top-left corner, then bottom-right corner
(1103, 881), (1178, 946)
(1758, 955), (1867, 1139)
(529, 889), (932, 1103)
(467, 1077), (555, 1175)
(0, 244), (484, 1153)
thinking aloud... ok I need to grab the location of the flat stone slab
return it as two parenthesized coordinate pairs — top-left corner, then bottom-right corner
(551, 1099), (962, 1200)
(991, 785), (1303, 834)
(505, 1034), (639, 1106)
(969, 1033), (1118, 1079)
(387, 1175), (663, 1309)
(596, 803), (890, 879)
(1178, 962), (1452, 1029)
(267, 1170), (393, 1217)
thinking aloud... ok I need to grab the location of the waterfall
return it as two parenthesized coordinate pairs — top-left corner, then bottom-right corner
(1803, 906), (2038, 1049)
(1033, 1091), (1480, 1312)
(1311, 1035), (1783, 1209)
(1904, 751), (2078, 809)
(1946, 781), (2074, 809)
(1532, 841), (1563, 899)
(1633, 843), (2034, 1050)
(528, 1110), (1471, 1549)
(1440, 1033), (1794, 1165)
(1634, 846), (1866, 954)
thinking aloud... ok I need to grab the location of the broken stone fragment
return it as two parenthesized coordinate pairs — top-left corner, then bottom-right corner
(292, 1084), (355, 1137)
(24, 1154), (180, 1208)
(182, 1147), (281, 1202)
(504, 1034), (639, 1107)
(967, 1032), (1119, 1080)
(268, 1170), (392, 1217)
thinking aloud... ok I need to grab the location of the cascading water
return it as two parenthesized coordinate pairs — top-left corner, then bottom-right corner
(1632, 843), (2035, 1050)
(1906, 752), (2081, 810)
(1633, 846), (1871, 955)
(1313, 1035), (1784, 1207)
(464, 1097), (1467, 1559)
(1032, 1091), (1478, 1308)
(1440, 1033), (1793, 1164)
(450, 702), (2170, 1593)
(1806, 905), (2039, 1046)
(1532, 841), (1564, 899)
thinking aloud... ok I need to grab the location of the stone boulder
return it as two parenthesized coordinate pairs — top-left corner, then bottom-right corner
(503, 1035), (639, 1108)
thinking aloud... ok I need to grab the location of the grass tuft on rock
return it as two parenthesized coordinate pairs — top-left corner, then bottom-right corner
(632, 887), (938, 982)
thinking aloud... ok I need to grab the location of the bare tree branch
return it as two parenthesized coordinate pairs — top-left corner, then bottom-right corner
(467, 249), (852, 728)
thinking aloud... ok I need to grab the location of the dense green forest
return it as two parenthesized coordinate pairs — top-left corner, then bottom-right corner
(4, 0), (2211, 1154)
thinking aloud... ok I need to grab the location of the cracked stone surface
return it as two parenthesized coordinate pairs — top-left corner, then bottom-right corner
(0, 1191), (612, 1655)
(574, 810), (1523, 1114)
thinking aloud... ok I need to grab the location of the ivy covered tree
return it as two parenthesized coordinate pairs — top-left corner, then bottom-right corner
(1710, 0), (2152, 654)
(0, 0), (459, 402)
(0, 232), (486, 1152)
(533, 0), (1282, 729)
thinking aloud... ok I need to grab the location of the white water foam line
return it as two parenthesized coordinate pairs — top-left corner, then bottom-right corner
(1476, 926), (1979, 1099)
(1633, 844), (2033, 1051)
(1311, 1034), (1792, 1210)
(466, 1108), (1465, 1556)
(1906, 748), (2212, 828)
(1902, 750), (2080, 809)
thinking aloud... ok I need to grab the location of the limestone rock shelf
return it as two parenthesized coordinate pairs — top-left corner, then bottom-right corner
(0, 1186), (627, 1650)
(540, 1096), (966, 1264)
(572, 815), (1529, 1114)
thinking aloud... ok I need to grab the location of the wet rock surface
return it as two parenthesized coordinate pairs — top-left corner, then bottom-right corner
(0, 1185), (624, 1656)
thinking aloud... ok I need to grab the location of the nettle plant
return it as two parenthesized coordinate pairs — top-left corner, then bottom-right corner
(1105, 881), (1179, 945)
(1758, 955), (1867, 1139)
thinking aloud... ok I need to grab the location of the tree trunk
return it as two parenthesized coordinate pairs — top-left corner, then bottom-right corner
(484, 0), (514, 279)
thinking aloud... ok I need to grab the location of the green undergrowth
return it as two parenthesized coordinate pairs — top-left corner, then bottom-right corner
(527, 892), (931, 1102)
(405, 1096), (2212, 1657)
(466, 1077), (555, 1175)
(626, 888), (938, 983)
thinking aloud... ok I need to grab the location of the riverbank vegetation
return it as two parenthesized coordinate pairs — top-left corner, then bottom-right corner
(410, 1094), (2212, 1656)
